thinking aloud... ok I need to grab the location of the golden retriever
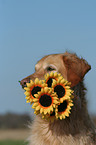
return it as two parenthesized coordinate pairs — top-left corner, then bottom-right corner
(20, 52), (96, 145)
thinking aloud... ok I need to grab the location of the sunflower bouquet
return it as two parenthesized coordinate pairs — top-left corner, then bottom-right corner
(24, 72), (74, 122)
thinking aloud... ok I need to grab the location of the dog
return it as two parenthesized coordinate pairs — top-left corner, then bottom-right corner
(20, 52), (96, 145)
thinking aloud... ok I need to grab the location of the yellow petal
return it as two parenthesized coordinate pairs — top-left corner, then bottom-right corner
(67, 106), (71, 110)
(57, 73), (60, 77)
(50, 106), (53, 112)
(65, 112), (69, 116)
(30, 98), (33, 102)
(69, 103), (74, 106)
(57, 79), (61, 83)
(24, 91), (30, 96)
(48, 89), (52, 94)
(50, 72), (54, 77)
(55, 113), (58, 119)
(58, 76), (63, 80)
(42, 114), (45, 119)
(68, 110), (71, 114)
(70, 95), (74, 99)
(24, 87), (30, 91)
(25, 96), (30, 100)
(34, 110), (40, 115)
(64, 81), (68, 85)
(60, 115), (63, 120)
(53, 97), (58, 100)
(44, 87), (49, 93)
(60, 79), (65, 84)
(45, 73), (49, 80)
(53, 100), (59, 104)
(65, 86), (70, 89)
(30, 80), (34, 84)
(54, 72), (58, 77)
(44, 109), (48, 115)
(42, 80), (45, 83)
(26, 100), (30, 103)
(32, 103), (39, 108)
(32, 106), (35, 109)
(53, 104), (56, 108)
(52, 93), (57, 97)
(60, 98), (64, 103)
(36, 105), (40, 111)
(55, 108), (58, 113)
(34, 94), (39, 98)
(52, 80), (57, 87)
(41, 88), (44, 93)
(62, 115), (66, 119)
(35, 78), (39, 84)
(38, 92), (41, 95)
(42, 83), (47, 87)
(67, 82), (71, 86)
(33, 98), (38, 102)
(40, 108), (44, 114)
(39, 80), (43, 85)
(27, 83), (32, 88)
(66, 90), (71, 94)
(47, 108), (51, 114)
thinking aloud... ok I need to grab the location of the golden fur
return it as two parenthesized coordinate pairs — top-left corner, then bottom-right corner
(20, 52), (96, 145)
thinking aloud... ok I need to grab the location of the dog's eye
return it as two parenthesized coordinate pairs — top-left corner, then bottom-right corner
(46, 66), (56, 71)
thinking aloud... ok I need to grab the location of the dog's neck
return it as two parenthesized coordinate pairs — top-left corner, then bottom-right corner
(30, 81), (96, 145)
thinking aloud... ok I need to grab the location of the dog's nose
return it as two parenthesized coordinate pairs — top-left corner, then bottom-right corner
(20, 78), (30, 88)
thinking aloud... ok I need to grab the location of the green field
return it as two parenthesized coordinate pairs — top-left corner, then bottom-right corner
(0, 140), (28, 145)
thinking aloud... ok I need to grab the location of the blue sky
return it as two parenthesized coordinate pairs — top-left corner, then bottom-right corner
(0, 0), (96, 115)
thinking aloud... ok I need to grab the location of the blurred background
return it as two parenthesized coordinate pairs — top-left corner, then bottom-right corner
(0, 0), (96, 144)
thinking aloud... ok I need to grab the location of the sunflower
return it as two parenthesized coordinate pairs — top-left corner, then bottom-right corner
(44, 72), (63, 87)
(52, 78), (73, 103)
(24, 72), (74, 121)
(32, 87), (59, 115)
(24, 78), (47, 104)
(56, 99), (74, 120)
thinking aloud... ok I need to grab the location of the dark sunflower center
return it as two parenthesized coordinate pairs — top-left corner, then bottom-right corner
(47, 78), (53, 87)
(58, 100), (67, 112)
(31, 86), (41, 98)
(54, 85), (65, 98)
(39, 94), (52, 107)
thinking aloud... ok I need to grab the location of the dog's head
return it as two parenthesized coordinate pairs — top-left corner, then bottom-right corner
(20, 52), (91, 89)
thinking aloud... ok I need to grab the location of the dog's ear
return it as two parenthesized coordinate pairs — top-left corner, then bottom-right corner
(63, 53), (91, 87)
